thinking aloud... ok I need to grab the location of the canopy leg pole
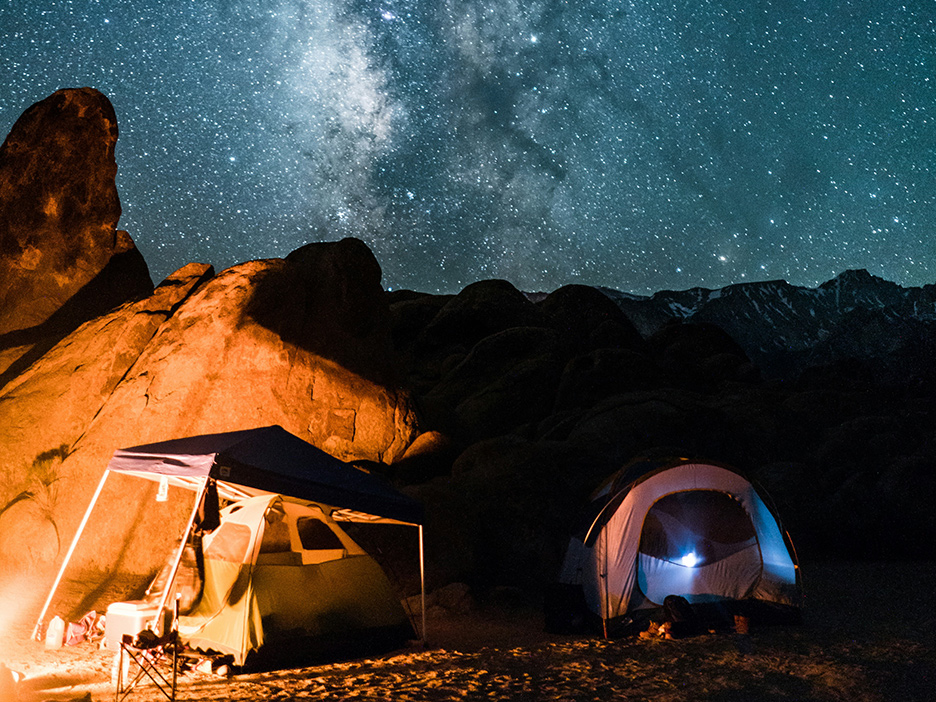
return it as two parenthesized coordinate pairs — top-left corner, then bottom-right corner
(152, 477), (209, 633)
(601, 532), (609, 640)
(33, 469), (111, 639)
(418, 524), (426, 645)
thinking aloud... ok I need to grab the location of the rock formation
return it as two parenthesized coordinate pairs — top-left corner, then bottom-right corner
(0, 263), (212, 568)
(0, 241), (421, 574)
(0, 87), (153, 384)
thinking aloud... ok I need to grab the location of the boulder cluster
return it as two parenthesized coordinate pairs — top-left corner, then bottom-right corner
(385, 279), (936, 589)
(1, 89), (934, 591)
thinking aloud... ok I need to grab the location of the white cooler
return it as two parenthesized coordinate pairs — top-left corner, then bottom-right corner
(104, 601), (164, 650)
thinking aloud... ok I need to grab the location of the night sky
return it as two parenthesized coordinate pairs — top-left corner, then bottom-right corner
(2, 1), (934, 295)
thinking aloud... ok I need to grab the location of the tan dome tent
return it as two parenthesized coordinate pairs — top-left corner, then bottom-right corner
(173, 493), (412, 665)
(555, 457), (801, 635)
(36, 426), (425, 668)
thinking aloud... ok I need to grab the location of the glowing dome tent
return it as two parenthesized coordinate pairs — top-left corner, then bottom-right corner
(37, 425), (425, 666)
(557, 458), (801, 634)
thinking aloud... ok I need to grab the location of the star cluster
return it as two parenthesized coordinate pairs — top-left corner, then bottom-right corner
(1, 0), (933, 294)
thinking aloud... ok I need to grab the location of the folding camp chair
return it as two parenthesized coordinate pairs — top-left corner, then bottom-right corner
(114, 601), (181, 702)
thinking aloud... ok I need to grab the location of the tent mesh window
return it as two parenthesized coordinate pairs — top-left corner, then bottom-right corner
(639, 490), (757, 567)
(260, 505), (292, 553)
(296, 517), (344, 550)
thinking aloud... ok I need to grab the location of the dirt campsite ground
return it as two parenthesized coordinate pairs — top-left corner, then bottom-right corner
(2, 561), (934, 702)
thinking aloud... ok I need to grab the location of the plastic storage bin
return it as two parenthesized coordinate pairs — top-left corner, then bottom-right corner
(104, 601), (163, 650)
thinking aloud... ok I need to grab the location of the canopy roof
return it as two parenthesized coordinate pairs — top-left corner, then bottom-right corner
(107, 425), (422, 525)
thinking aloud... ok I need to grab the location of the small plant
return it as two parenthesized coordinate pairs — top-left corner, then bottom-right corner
(0, 444), (69, 556)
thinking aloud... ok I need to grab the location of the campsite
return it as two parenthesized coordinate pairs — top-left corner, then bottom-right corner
(2, 435), (934, 701)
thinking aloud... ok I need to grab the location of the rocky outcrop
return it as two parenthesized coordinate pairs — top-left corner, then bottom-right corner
(0, 263), (212, 568)
(0, 241), (419, 573)
(0, 263), (213, 476)
(0, 88), (153, 383)
(65, 242), (418, 467)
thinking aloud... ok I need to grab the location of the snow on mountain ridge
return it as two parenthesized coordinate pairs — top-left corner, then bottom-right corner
(599, 269), (935, 376)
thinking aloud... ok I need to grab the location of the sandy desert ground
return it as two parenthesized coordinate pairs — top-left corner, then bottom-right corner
(2, 561), (934, 702)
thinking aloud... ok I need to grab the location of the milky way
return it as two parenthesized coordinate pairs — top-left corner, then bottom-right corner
(2, 1), (934, 294)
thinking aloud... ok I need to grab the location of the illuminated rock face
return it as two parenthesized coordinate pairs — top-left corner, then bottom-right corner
(0, 239), (419, 573)
(0, 263), (212, 570)
(69, 239), (419, 470)
(0, 88), (153, 378)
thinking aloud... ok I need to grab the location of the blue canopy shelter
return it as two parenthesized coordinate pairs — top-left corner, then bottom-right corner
(36, 426), (426, 660)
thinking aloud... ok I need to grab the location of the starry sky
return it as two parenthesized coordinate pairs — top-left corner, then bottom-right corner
(1, 1), (934, 295)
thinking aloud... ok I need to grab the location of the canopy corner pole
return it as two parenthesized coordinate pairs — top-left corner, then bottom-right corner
(418, 523), (426, 646)
(33, 469), (111, 640)
(153, 476), (210, 633)
(601, 531), (609, 640)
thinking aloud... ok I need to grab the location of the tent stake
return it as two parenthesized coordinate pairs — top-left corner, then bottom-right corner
(33, 469), (111, 639)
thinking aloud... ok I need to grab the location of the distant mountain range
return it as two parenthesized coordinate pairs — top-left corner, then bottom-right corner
(599, 269), (936, 379)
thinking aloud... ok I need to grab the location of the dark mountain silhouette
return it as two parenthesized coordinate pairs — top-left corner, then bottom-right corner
(601, 269), (936, 378)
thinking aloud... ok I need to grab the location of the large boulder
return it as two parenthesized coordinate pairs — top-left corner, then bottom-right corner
(646, 321), (758, 387)
(407, 280), (542, 384)
(537, 284), (644, 356)
(409, 436), (588, 589)
(64, 238), (418, 465)
(553, 347), (667, 411)
(24, 240), (420, 574)
(0, 264), (212, 482)
(0, 88), (153, 380)
(557, 388), (735, 471)
(387, 291), (451, 391)
(0, 264), (212, 570)
(421, 326), (563, 441)
(422, 280), (541, 349)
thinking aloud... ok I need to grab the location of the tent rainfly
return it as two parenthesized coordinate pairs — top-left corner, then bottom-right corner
(556, 457), (802, 635)
(36, 425), (426, 665)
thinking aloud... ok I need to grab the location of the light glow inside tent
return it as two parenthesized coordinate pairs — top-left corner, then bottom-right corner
(637, 489), (765, 604)
(679, 552), (699, 568)
(559, 460), (802, 627)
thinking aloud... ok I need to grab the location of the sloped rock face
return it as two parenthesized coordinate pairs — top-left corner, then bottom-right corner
(539, 284), (644, 357)
(0, 88), (153, 381)
(405, 280), (541, 388)
(32, 241), (419, 573)
(0, 263), (212, 469)
(0, 263), (212, 569)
